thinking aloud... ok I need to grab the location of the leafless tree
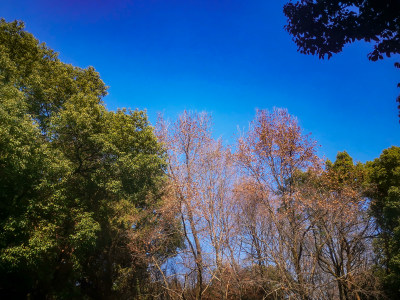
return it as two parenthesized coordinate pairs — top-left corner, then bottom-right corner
(153, 108), (380, 300)
(235, 108), (322, 299)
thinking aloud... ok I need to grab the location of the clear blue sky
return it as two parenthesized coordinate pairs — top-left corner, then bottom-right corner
(2, 0), (398, 162)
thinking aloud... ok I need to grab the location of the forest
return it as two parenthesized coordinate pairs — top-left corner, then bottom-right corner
(0, 1), (400, 299)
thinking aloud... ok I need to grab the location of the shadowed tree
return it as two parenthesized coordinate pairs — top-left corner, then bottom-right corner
(283, 0), (400, 118)
(367, 146), (400, 298)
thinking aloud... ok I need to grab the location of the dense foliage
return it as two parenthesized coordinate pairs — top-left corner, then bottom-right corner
(283, 0), (400, 118)
(367, 146), (400, 298)
(0, 19), (180, 299)
(283, 0), (400, 61)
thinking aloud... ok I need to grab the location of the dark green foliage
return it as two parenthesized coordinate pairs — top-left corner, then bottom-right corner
(284, 1), (400, 119)
(283, 0), (400, 61)
(0, 19), (178, 299)
(367, 146), (400, 298)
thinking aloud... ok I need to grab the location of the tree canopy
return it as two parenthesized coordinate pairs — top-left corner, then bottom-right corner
(283, 0), (400, 61)
(284, 0), (400, 118)
(0, 19), (180, 299)
(367, 146), (400, 298)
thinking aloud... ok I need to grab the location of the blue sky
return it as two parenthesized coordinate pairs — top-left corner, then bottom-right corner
(2, 0), (398, 162)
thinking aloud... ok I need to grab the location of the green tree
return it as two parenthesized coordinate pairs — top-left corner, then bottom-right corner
(367, 146), (400, 298)
(0, 80), (61, 298)
(0, 19), (180, 299)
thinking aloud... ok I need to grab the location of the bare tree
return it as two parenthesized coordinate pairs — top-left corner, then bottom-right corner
(197, 140), (241, 299)
(154, 108), (380, 300)
(157, 111), (244, 300)
(156, 111), (211, 299)
(298, 158), (380, 300)
(235, 108), (321, 299)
